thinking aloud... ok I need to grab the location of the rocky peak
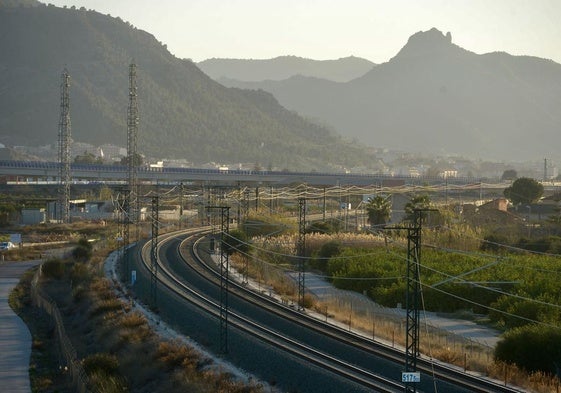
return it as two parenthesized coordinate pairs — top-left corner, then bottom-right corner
(392, 28), (459, 61)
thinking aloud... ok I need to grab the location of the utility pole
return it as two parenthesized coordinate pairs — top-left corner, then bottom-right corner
(57, 68), (71, 223)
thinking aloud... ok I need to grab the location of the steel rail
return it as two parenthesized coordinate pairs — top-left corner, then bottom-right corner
(139, 230), (404, 392)
(182, 232), (525, 393)
(138, 228), (524, 393)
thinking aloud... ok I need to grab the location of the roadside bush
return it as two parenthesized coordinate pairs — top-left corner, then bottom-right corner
(41, 259), (65, 279)
(495, 324), (561, 375)
(311, 240), (341, 270)
(72, 238), (93, 261)
(83, 353), (127, 392)
(70, 262), (90, 284)
(306, 220), (341, 234)
(480, 233), (510, 252)
(516, 236), (561, 254)
(223, 229), (250, 255)
(83, 353), (119, 375)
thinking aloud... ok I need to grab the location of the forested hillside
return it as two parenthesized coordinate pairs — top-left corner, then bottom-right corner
(0, 4), (371, 170)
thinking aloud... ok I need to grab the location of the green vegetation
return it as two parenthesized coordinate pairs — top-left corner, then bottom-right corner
(74, 151), (103, 164)
(403, 194), (432, 223)
(504, 177), (544, 205)
(495, 325), (561, 375)
(226, 195), (561, 382)
(365, 195), (392, 227)
(71, 237), (93, 261)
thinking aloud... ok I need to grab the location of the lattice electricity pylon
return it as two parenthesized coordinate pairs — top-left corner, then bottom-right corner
(297, 198), (306, 311)
(242, 188), (250, 221)
(57, 68), (71, 223)
(127, 62), (139, 235)
(404, 214), (421, 393)
(122, 188), (131, 281)
(404, 208), (436, 393)
(255, 187), (260, 211)
(150, 195), (159, 308)
(116, 191), (124, 273)
(206, 206), (230, 353)
(179, 182), (184, 229)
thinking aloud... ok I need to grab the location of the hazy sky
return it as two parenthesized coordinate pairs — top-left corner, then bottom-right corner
(45, 0), (561, 64)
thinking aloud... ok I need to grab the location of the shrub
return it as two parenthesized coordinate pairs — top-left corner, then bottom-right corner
(311, 240), (341, 270)
(480, 233), (510, 252)
(119, 312), (147, 329)
(223, 229), (249, 255)
(495, 325), (561, 375)
(83, 353), (120, 375)
(72, 238), (93, 261)
(70, 262), (90, 284)
(41, 259), (65, 279)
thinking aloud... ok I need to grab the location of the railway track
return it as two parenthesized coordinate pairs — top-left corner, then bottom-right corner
(137, 228), (524, 393)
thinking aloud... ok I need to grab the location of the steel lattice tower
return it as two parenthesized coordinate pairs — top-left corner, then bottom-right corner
(121, 188), (131, 280)
(297, 198), (306, 311)
(57, 69), (71, 223)
(404, 209), (435, 392)
(127, 62), (139, 231)
(150, 196), (159, 307)
(207, 206), (230, 353)
(405, 213), (421, 393)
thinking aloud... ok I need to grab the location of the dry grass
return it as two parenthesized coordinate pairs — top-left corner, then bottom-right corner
(14, 224), (266, 393)
(311, 293), (561, 392)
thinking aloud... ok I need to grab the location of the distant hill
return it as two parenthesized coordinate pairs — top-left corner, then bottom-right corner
(198, 56), (375, 83)
(220, 28), (561, 161)
(0, 4), (373, 171)
(0, 0), (40, 7)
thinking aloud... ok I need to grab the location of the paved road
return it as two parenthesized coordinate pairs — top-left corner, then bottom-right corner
(0, 261), (41, 393)
(302, 272), (501, 348)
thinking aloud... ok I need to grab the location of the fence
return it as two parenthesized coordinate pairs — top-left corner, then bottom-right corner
(30, 265), (91, 393)
(320, 288), (495, 364)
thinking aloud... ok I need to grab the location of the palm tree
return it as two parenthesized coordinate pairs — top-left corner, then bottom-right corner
(365, 195), (392, 228)
(404, 194), (431, 223)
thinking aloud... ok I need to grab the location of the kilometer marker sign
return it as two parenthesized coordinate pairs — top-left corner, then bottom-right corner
(401, 372), (421, 383)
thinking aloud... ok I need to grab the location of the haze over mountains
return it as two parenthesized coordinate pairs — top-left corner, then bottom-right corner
(2, 1), (560, 169)
(198, 56), (375, 83)
(214, 28), (561, 162)
(0, 2), (371, 171)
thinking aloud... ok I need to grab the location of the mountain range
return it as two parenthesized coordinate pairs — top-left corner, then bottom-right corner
(197, 56), (375, 83)
(217, 28), (561, 162)
(0, 2), (371, 171)
(3, 1), (560, 167)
